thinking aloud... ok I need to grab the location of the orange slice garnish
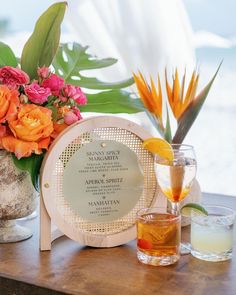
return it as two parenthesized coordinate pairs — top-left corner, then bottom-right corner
(142, 138), (174, 162)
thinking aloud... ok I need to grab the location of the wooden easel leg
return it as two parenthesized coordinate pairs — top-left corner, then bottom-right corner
(40, 192), (51, 251)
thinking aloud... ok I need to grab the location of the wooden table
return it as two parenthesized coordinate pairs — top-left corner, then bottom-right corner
(1, 193), (236, 295)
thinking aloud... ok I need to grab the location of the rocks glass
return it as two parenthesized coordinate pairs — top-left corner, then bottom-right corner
(191, 205), (235, 262)
(136, 207), (181, 266)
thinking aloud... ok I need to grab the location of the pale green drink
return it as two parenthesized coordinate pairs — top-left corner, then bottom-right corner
(191, 205), (235, 262)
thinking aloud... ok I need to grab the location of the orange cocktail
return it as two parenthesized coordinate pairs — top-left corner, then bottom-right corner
(136, 207), (181, 266)
(154, 144), (197, 213)
(155, 157), (196, 203)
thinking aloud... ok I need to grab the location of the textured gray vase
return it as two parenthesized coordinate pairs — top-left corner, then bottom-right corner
(0, 150), (38, 243)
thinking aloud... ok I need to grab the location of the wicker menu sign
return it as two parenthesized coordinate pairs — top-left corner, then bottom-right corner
(40, 116), (158, 250)
(63, 140), (144, 222)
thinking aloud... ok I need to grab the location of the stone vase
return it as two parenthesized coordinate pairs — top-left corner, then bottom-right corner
(0, 150), (38, 243)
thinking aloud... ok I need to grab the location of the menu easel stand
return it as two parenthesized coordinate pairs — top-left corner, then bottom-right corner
(40, 116), (166, 250)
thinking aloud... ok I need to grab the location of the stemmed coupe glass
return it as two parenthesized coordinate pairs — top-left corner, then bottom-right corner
(155, 144), (197, 253)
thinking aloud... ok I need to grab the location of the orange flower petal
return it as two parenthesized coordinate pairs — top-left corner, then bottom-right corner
(184, 70), (196, 106)
(5, 100), (19, 122)
(150, 76), (159, 112)
(182, 74), (199, 115)
(37, 137), (51, 151)
(9, 104), (53, 142)
(157, 75), (163, 118)
(0, 86), (20, 123)
(1, 136), (38, 159)
(0, 100), (9, 122)
(172, 69), (181, 118)
(133, 73), (154, 113)
(0, 125), (6, 138)
(51, 122), (68, 139)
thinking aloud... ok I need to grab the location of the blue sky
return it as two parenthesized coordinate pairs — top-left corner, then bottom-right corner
(0, 0), (59, 33)
(0, 0), (235, 38)
(183, 0), (235, 37)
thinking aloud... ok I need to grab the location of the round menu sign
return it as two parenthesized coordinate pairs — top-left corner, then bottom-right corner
(63, 140), (144, 222)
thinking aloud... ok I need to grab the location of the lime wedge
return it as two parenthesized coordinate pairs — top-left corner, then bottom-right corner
(180, 203), (208, 217)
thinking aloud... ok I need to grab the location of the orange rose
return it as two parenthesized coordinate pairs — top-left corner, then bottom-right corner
(1, 104), (54, 159)
(0, 85), (20, 123)
(51, 122), (68, 139)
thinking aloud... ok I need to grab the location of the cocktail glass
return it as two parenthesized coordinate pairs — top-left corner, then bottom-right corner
(154, 144), (197, 214)
(136, 207), (181, 266)
(154, 144), (197, 253)
(191, 205), (235, 261)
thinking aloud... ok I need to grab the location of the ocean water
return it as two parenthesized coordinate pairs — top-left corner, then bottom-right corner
(185, 47), (236, 196)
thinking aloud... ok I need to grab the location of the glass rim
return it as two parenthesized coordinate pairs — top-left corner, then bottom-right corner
(201, 204), (236, 216)
(160, 143), (194, 151)
(136, 207), (180, 222)
(192, 204), (236, 223)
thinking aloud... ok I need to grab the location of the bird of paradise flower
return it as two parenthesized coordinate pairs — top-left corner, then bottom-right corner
(133, 62), (222, 144)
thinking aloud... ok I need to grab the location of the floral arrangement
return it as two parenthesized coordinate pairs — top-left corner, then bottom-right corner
(0, 1), (220, 191)
(133, 64), (221, 144)
(0, 2), (143, 189)
(0, 65), (87, 159)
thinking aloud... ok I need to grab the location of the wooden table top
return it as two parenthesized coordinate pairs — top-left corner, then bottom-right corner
(1, 193), (236, 295)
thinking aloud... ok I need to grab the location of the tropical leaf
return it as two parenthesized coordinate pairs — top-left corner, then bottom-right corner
(53, 43), (117, 74)
(12, 153), (45, 191)
(172, 62), (222, 144)
(21, 2), (67, 80)
(67, 75), (134, 90)
(0, 42), (17, 67)
(79, 90), (144, 114)
(53, 43), (134, 90)
(164, 105), (172, 143)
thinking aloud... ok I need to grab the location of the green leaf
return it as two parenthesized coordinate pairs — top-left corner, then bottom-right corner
(164, 105), (172, 143)
(66, 75), (134, 90)
(21, 2), (67, 80)
(0, 42), (17, 67)
(53, 43), (134, 90)
(53, 43), (117, 74)
(172, 62), (222, 144)
(80, 90), (144, 113)
(47, 105), (58, 120)
(12, 153), (44, 191)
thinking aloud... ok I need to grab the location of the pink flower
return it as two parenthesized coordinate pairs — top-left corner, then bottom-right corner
(60, 84), (87, 105)
(42, 74), (64, 96)
(74, 90), (87, 105)
(58, 94), (67, 103)
(0, 66), (30, 89)
(37, 67), (51, 79)
(64, 111), (78, 125)
(64, 107), (82, 125)
(72, 106), (82, 120)
(25, 83), (51, 104)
